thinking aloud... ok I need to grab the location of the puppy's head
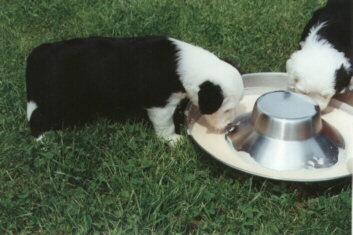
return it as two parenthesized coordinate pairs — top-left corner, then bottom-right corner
(171, 38), (244, 130)
(286, 42), (352, 110)
(197, 66), (244, 131)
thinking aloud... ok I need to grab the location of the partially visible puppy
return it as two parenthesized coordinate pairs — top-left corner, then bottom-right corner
(26, 36), (244, 146)
(286, 0), (353, 110)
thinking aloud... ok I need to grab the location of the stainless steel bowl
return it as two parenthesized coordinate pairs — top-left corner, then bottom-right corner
(227, 90), (345, 171)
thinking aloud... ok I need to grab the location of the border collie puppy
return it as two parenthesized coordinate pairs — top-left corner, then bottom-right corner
(286, 0), (352, 110)
(26, 36), (244, 145)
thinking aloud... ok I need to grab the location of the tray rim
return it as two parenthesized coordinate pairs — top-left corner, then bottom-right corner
(185, 72), (353, 182)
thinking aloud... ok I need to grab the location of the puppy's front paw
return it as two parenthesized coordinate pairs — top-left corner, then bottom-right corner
(164, 134), (184, 147)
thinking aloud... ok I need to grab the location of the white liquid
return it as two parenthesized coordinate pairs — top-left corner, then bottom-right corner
(190, 91), (353, 181)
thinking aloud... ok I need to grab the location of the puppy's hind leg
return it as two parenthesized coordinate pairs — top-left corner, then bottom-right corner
(28, 104), (56, 140)
(146, 104), (183, 147)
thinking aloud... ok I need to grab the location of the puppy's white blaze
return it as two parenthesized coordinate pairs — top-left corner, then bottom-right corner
(27, 101), (38, 121)
(286, 22), (351, 110)
(303, 22), (328, 47)
(169, 38), (244, 130)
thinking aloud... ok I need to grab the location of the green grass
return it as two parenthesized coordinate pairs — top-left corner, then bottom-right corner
(0, 0), (351, 234)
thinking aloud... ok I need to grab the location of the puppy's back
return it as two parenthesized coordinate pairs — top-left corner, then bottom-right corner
(26, 36), (184, 111)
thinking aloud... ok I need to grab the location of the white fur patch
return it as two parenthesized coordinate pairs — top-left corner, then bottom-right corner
(27, 101), (38, 121)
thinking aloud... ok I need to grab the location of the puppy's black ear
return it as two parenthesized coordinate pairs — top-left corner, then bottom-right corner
(334, 64), (352, 93)
(198, 81), (223, 114)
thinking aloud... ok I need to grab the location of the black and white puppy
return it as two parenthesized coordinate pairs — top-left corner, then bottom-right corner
(26, 36), (244, 145)
(286, 0), (353, 110)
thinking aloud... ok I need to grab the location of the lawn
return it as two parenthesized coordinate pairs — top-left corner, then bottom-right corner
(0, 0), (351, 234)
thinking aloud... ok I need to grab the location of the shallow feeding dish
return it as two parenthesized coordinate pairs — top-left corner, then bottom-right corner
(227, 90), (344, 171)
(185, 72), (353, 181)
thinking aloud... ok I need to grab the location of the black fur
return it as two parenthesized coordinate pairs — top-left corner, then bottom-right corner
(335, 64), (352, 92)
(26, 36), (185, 138)
(198, 81), (223, 115)
(300, 0), (353, 93)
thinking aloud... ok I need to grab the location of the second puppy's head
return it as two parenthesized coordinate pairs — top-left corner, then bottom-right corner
(286, 41), (352, 111)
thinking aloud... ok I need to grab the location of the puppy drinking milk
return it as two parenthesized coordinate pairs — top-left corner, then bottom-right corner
(286, 0), (352, 110)
(26, 36), (244, 145)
